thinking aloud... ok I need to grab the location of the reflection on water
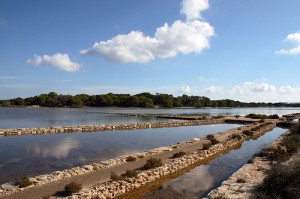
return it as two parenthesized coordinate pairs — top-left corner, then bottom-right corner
(162, 166), (214, 199)
(139, 128), (286, 199)
(26, 137), (79, 158)
(0, 107), (170, 129)
(0, 124), (240, 184)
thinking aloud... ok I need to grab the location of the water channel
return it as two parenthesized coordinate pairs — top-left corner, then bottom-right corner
(138, 127), (286, 199)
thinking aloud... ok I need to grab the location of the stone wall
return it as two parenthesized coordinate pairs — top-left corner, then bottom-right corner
(0, 119), (224, 137)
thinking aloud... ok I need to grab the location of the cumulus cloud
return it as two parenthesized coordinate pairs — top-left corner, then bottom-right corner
(205, 86), (223, 94)
(180, 0), (209, 21)
(27, 53), (81, 72)
(275, 32), (300, 55)
(80, 0), (214, 63)
(180, 85), (191, 93)
(228, 81), (300, 102)
(231, 82), (276, 95)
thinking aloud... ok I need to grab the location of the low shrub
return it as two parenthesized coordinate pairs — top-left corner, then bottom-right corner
(259, 119), (265, 123)
(202, 143), (211, 150)
(247, 159), (254, 164)
(171, 151), (186, 159)
(231, 134), (242, 140)
(242, 130), (253, 137)
(212, 115), (224, 119)
(255, 160), (300, 199)
(64, 182), (82, 195)
(237, 178), (246, 183)
(110, 172), (125, 181)
(138, 155), (145, 158)
(210, 138), (220, 145)
(16, 176), (33, 188)
(206, 134), (219, 145)
(282, 134), (300, 155)
(143, 158), (163, 170)
(258, 146), (290, 162)
(206, 134), (214, 139)
(126, 156), (137, 162)
(234, 115), (240, 118)
(290, 123), (300, 135)
(122, 170), (138, 178)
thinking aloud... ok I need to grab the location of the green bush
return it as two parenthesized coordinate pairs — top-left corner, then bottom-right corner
(126, 156), (137, 162)
(16, 176), (33, 188)
(143, 158), (163, 170)
(171, 151), (186, 159)
(64, 182), (82, 195)
(255, 161), (300, 199)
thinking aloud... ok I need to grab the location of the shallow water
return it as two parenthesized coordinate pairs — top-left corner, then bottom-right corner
(1, 107), (299, 129)
(0, 124), (240, 184)
(0, 107), (169, 129)
(138, 127), (286, 199)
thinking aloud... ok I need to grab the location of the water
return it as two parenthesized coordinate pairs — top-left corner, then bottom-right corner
(139, 128), (286, 199)
(85, 107), (300, 116)
(0, 107), (169, 129)
(0, 124), (240, 184)
(1, 107), (299, 129)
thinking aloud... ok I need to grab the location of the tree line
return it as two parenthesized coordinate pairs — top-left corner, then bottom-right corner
(1, 92), (299, 108)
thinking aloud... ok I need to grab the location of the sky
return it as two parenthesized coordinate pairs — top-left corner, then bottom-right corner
(0, 0), (300, 102)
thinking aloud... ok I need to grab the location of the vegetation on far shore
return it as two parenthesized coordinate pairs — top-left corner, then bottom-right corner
(1, 92), (300, 108)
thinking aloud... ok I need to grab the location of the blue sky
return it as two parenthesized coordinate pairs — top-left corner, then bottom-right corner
(1, 0), (300, 102)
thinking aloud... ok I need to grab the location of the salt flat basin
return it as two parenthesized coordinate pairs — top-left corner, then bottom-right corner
(1, 107), (300, 129)
(138, 127), (286, 199)
(0, 124), (240, 184)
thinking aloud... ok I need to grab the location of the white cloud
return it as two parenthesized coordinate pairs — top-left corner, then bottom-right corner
(27, 53), (81, 72)
(180, 0), (209, 21)
(228, 81), (300, 102)
(180, 85), (191, 93)
(80, 0), (214, 63)
(231, 82), (276, 95)
(204, 86), (223, 94)
(275, 32), (300, 55)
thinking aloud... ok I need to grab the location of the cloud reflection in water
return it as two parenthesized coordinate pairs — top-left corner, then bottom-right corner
(27, 137), (79, 158)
